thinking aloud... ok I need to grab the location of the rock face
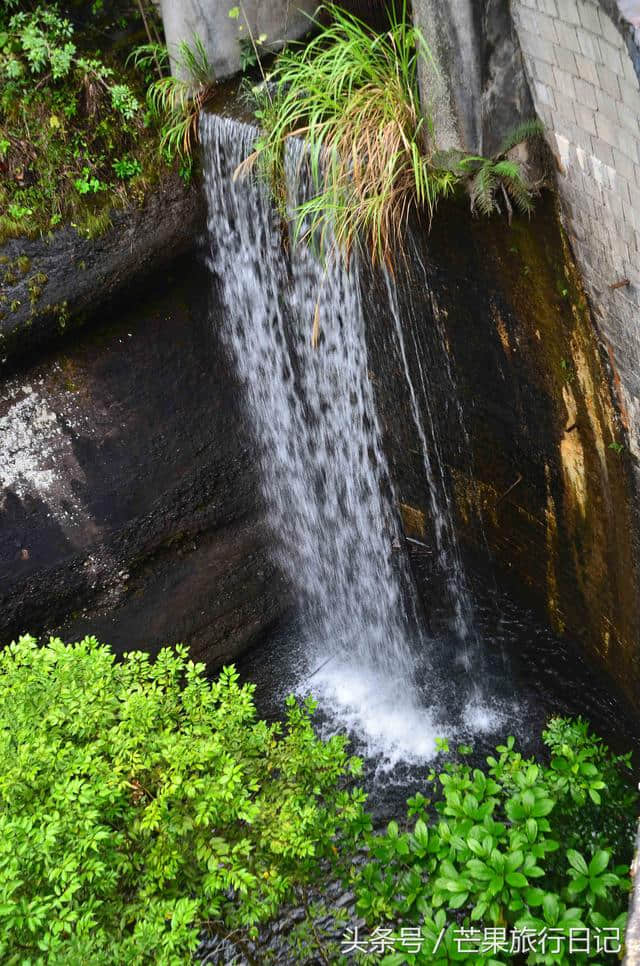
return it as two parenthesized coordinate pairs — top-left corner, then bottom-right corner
(0, 174), (203, 371)
(510, 0), (640, 481)
(411, 0), (535, 154)
(364, 195), (640, 708)
(0, 255), (288, 663)
(159, 0), (317, 80)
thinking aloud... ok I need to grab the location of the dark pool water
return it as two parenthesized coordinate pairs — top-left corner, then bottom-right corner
(237, 571), (640, 820)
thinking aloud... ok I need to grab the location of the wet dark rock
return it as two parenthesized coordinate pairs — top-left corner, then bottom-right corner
(0, 255), (289, 663)
(0, 174), (204, 372)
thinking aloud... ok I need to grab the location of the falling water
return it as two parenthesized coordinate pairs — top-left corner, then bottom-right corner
(201, 114), (447, 759)
(382, 263), (475, 652)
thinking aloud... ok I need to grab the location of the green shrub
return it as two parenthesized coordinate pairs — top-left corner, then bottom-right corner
(0, 636), (366, 964)
(352, 719), (637, 964)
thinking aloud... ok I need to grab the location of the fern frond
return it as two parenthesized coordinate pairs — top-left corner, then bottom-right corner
(498, 118), (544, 156)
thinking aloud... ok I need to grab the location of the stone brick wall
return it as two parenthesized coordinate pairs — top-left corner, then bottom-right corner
(511, 0), (640, 463)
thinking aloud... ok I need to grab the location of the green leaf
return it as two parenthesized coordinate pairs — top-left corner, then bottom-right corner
(542, 893), (559, 926)
(506, 872), (528, 888)
(589, 851), (610, 876)
(567, 850), (589, 876)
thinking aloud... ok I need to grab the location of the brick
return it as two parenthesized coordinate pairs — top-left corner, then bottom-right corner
(554, 20), (582, 55)
(600, 39), (624, 77)
(595, 86), (619, 122)
(578, 1), (601, 35)
(617, 101), (640, 137)
(574, 51), (599, 85)
(560, 0), (581, 25)
(618, 78), (640, 108)
(518, 28), (557, 65)
(554, 90), (576, 122)
(590, 135), (614, 168)
(573, 76), (598, 109)
(533, 79), (556, 110)
(613, 146), (637, 183)
(554, 44), (577, 75)
(599, 9), (623, 48)
(574, 101), (597, 136)
(554, 66), (576, 97)
(537, 0), (558, 15)
(534, 58), (556, 86)
(576, 26), (601, 62)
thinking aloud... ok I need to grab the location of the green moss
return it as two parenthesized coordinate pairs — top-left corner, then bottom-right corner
(27, 272), (48, 306)
(16, 256), (31, 274)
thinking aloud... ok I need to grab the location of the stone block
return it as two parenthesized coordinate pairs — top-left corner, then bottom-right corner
(519, 28), (557, 65)
(595, 86), (619, 122)
(537, 0), (558, 15)
(597, 62), (622, 100)
(595, 110), (621, 149)
(574, 101), (597, 136)
(619, 77), (640, 106)
(573, 76), (598, 109)
(612, 146), (636, 183)
(554, 20), (582, 55)
(617, 101), (640, 138)
(534, 58), (556, 86)
(590, 134), (614, 168)
(576, 26), (601, 62)
(554, 66), (576, 96)
(559, 0), (581, 25)
(574, 51), (599, 85)
(599, 9), (623, 48)
(534, 79), (557, 109)
(536, 10), (559, 42)
(554, 44), (577, 75)
(599, 40), (624, 78)
(578, 1), (601, 35)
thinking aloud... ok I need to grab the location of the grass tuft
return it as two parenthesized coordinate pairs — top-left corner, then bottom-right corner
(243, 4), (542, 265)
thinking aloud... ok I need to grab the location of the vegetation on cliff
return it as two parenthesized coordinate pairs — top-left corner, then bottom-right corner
(0, 2), (200, 244)
(242, 3), (543, 265)
(0, 636), (636, 964)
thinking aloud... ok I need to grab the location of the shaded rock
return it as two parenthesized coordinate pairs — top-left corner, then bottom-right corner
(0, 256), (289, 664)
(0, 174), (204, 372)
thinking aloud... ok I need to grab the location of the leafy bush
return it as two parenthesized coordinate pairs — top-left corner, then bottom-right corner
(243, 3), (541, 265)
(0, 636), (366, 964)
(352, 719), (637, 964)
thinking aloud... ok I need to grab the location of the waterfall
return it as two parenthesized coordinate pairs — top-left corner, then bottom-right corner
(201, 114), (415, 684)
(200, 113), (506, 762)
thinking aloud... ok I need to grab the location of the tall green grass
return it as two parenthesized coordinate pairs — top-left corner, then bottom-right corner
(242, 3), (541, 265)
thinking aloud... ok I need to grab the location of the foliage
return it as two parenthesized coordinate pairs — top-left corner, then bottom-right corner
(463, 120), (545, 220)
(140, 36), (216, 159)
(0, 3), (170, 242)
(0, 636), (367, 964)
(243, 3), (540, 266)
(351, 718), (637, 964)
